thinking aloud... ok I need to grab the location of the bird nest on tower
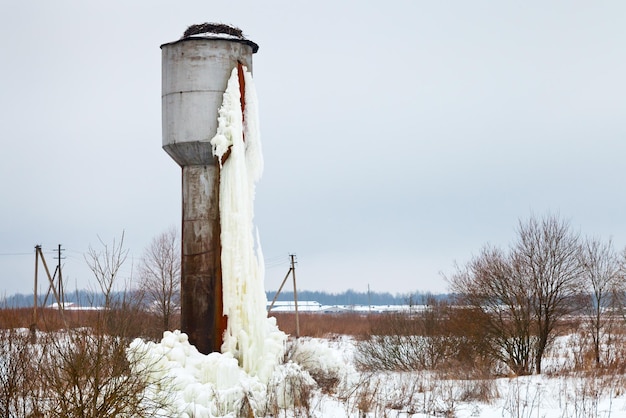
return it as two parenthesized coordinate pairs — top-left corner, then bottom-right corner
(182, 23), (244, 39)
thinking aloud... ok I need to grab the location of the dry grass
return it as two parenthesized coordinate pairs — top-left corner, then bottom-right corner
(6, 306), (626, 376)
(0, 307), (171, 341)
(271, 311), (458, 339)
(1, 309), (370, 339)
(4, 308), (375, 340)
(271, 312), (373, 337)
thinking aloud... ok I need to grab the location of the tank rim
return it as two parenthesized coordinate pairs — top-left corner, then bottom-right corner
(160, 36), (259, 54)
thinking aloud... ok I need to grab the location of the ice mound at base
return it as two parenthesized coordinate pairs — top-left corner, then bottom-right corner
(129, 329), (287, 417)
(128, 332), (356, 417)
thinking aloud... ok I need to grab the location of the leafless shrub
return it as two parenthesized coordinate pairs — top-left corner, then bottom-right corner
(343, 371), (466, 418)
(603, 332), (626, 375)
(546, 327), (626, 377)
(33, 233), (173, 417)
(355, 333), (426, 371)
(266, 362), (316, 417)
(341, 373), (384, 417)
(455, 378), (499, 404)
(578, 236), (622, 368)
(38, 329), (167, 417)
(284, 338), (346, 395)
(554, 372), (625, 418)
(0, 329), (43, 417)
(236, 392), (255, 418)
(565, 331), (595, 372)
(427, 378), (460, 418)
(354, 300), (478, 373)
(383, 374), (422, 413)
(565, 377), (602, 418)
(501, 378), (541, 418)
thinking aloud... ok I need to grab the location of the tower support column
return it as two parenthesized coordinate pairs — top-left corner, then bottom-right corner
(181, 164), (225, 354)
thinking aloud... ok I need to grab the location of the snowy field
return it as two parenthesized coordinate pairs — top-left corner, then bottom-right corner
(4, 325), (626, 418)
(125, 330), (626, 418)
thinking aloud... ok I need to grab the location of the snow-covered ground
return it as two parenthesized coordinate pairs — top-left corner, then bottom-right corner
(129, 331), (626, 417)
(268, 301), (428, 314)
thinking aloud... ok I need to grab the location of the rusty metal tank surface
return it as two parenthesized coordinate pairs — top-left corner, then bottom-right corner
(161, 29), (258, 354)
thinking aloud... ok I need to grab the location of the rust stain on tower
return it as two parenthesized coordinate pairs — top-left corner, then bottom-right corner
(160, 23), (259, 354)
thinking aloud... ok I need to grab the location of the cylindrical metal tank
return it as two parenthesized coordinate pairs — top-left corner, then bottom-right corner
(161, 37), (258, 166)
(161, 28), (258, 354)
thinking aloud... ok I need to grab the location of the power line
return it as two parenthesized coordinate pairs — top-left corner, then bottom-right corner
(0, 247), (63, 256)
(264, 254), (290, 269)
(265, 254), (288, 263)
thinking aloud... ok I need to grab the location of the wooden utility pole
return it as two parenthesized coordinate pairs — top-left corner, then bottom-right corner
(268, 254), (300, 338)
(368, 283), (371, 315)
(55, 244), (65, 307)
(33, 245), (67, 327)
(30, 245), (41, 332)
(290, 254), (300, 338)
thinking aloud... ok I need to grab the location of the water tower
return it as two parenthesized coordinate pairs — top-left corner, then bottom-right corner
(161, 24), (259, 354)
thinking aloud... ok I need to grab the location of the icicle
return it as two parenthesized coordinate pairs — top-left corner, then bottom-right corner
(210, 66), (286, 381)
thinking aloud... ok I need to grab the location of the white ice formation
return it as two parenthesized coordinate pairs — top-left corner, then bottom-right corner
(210, 66), (286, 381)
(128, 66), (288, 417)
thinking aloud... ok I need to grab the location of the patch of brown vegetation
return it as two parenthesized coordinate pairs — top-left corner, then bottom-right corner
(0, 307), (169, 341)
(271, 312), (373, 338)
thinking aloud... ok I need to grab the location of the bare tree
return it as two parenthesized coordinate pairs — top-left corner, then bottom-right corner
(85, 231), (129, 311)
(38, 233), (170, 418)
(450, 245), (534, 375)
(513, 214), (583, 374)
(578, 236), (621, 366)
(138, 227), (181, 331)
(449, 214), (584, 375)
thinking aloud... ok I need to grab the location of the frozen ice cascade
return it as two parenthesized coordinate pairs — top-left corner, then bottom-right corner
(211, 66), (286, 383)
(128, 66), (290, 417)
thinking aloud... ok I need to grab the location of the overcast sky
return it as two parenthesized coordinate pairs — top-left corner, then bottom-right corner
(1, 1), (625, 297)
